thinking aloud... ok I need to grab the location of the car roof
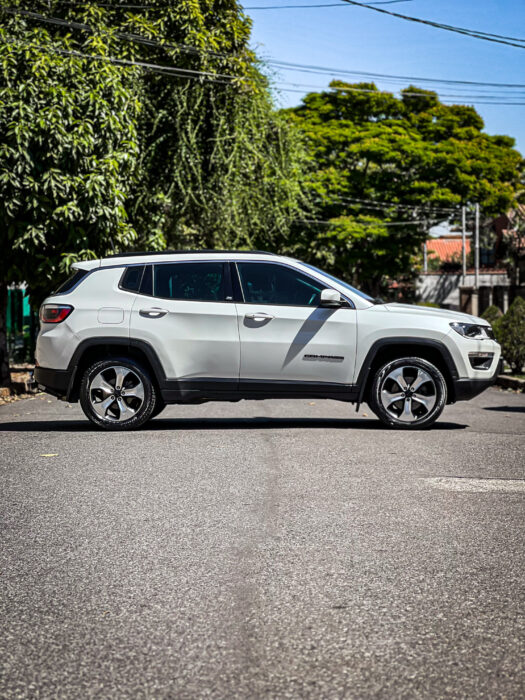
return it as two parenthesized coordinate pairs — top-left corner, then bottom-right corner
(72, 250), (289, 272)
(105, 249), (277, 259)
(96, 250), (290, 267)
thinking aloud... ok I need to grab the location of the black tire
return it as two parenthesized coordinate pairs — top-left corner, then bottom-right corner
(79, 357), (156, 431)
(368, 356), (447, 429)
(148, 399), (166, 421)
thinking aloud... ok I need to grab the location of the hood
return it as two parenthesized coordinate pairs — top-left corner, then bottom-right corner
(381, 303), (487, 325)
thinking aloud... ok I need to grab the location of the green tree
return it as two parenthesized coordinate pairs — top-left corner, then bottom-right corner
(481, 305), (503, 327)
(500, 192), (525, 287)
(0, 3), (141, 387)
(283, 82), (523, 295)
(497, 296), (525, 374)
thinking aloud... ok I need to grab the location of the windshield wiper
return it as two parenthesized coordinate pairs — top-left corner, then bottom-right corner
(373, 297), (385, 305)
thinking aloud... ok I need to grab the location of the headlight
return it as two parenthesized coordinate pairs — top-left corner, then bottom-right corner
(450, 322), (494, 340)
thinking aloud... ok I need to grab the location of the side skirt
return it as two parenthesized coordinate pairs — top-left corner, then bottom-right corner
(161, 378), (359, 404)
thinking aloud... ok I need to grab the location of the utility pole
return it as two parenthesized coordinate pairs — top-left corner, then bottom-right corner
(475, 203), (480, 290)
(472, 203), (480, 316)
(461, 205), (466, 283)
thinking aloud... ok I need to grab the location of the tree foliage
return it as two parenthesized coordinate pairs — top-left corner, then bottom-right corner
(132, 72), (307, 252)
(495, 296), (525, 374)
(481, 305), (503, 326)
(0, 2), (141, 300)
(119, 2), (306, 251)
(283, 82), (524, 294)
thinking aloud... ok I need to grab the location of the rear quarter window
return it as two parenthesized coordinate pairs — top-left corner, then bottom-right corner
(54, 269), (89, 294)
(120, 266), (145, 292)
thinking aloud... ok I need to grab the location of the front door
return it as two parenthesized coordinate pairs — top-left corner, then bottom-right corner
(234, 261), (357, 388)
(130, 261), (240, 387)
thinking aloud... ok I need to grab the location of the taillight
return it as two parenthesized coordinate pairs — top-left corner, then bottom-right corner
(39, 304), (74, 324)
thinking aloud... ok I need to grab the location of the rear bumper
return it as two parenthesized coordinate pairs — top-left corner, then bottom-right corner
(452, 359), (503, 402)
(34, 366), (72, 400)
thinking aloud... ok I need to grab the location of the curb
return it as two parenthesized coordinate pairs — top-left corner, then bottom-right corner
(496, 375), (525, 391)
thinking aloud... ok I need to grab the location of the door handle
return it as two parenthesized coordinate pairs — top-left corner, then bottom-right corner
(139, 307), (168, 319)
(245, 312), (274, 321)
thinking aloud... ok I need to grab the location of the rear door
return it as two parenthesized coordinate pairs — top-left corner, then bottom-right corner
(234, 261), (357, 387)
(130, 261), (240, 387)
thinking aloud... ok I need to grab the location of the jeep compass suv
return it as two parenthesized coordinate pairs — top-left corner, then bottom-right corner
(35, 251), (501, 430)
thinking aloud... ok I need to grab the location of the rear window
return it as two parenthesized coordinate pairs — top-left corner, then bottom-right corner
(120, 265), (144, 292)
(54, 269), (89, 294)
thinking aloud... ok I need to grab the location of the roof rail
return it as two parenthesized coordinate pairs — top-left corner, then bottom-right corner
(105, 249), (277, 259)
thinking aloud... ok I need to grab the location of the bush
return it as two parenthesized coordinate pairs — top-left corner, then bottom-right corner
(481, 305), (503, 327)
(497, 297), (525, 374)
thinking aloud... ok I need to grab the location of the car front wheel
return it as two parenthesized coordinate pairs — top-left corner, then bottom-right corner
(369, 357), (447, 429)
(79, 358), (156, 430)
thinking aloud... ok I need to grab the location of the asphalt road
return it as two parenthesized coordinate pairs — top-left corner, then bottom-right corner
(1, 388), (524, 699)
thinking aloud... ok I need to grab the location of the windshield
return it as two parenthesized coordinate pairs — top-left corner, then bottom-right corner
(301, 263), (375, 302)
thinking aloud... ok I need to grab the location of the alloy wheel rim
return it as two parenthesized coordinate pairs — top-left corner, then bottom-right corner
(380, 365), (437, 423)
(89, 366), (145, 422)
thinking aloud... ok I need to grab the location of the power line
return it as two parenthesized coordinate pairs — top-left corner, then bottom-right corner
(277, 80), (525, 101)
(8, 7), (525, 93)
(5, 8), (525, 105)
(244, 0), (412, 7)
(45, 0), (410, 7)
(10, 36), (520, 106)
(340, 1), (525, 49)
(277, 86), (525, 106)
(315, 194), (460, 212)
(34, 1), (165, 8)
(268, 59), (525, 89)
(297, 218), (442, 226)
(0, 36), (245, 84)
(0, 8), (242, 61)
(69, 0), (522, 53)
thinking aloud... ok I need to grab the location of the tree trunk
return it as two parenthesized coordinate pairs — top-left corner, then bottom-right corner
(0, 282), (11, 388)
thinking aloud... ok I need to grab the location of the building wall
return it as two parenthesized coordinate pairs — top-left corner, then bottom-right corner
(417, 272), (511, 311)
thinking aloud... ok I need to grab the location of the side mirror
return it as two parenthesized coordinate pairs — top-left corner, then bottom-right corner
(320, 289), (343, 307)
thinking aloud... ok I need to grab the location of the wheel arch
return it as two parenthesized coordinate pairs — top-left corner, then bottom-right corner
(66, 337), (166, 402)
(356, 338), (459, 406)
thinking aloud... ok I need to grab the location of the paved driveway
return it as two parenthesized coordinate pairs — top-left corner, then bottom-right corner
(1, 388), (524, 698)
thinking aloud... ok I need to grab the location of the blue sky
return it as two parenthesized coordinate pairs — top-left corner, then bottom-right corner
(243, 0), (525, 154)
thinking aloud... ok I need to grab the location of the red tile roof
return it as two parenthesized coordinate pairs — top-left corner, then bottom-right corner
(427, 237), (470, 262)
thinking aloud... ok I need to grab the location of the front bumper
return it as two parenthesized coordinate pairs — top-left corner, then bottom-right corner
(34, 366), (73, 400)
(452, 359), (503, 402)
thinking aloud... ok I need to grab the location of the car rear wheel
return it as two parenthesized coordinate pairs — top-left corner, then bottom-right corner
(79, 358), (156, 430)
(369, 357), (447, 429)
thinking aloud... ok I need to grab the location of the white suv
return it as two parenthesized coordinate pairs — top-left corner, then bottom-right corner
(35, 251), (501, 430)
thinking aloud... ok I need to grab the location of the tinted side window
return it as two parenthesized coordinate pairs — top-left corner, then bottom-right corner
(153, 262), (225, 302)
(54, 269), (89, 294)
(237, 263), (324, 306)
(120, 266), (144, 292)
